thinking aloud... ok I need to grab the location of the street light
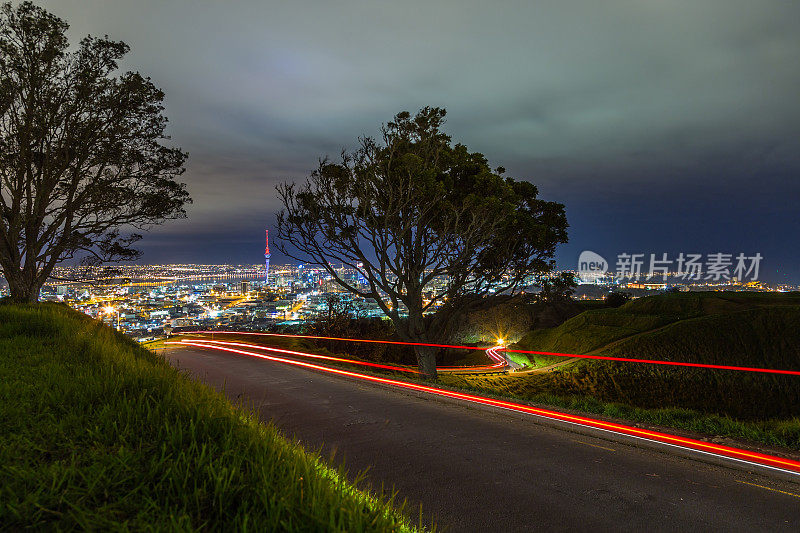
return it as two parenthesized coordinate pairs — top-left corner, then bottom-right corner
(103, 306), (120, 330)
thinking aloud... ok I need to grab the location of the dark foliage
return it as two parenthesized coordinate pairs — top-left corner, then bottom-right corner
(0, 3), (189, 302)
(604, 291), (632, 308)
(277, 107), (567, 377)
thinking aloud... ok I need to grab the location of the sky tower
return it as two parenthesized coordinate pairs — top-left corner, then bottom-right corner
(264, 229), (271, 284)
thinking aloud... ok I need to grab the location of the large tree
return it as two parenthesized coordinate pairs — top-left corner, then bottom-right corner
(277, 107), (567, 378)
(0, 2), (189, 302)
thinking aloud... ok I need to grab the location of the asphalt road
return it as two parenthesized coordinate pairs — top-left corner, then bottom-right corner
(165, 346), (800, 532)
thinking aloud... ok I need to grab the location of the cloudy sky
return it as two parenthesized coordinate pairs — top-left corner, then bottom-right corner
(39, 0), (800, 281)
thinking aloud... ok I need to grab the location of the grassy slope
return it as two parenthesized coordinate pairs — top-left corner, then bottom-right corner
(0, 304), (419, 531)
(440, 292), (800, 449)
(440, 370), (800, 450)
(515, 291), (800, 363)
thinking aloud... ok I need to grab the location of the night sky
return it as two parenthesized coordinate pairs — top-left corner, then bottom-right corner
(39, 1), (800, 282)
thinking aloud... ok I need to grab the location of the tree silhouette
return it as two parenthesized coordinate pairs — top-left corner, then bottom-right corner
(277, 107), (567, 378)
(0, 2), (189, 302)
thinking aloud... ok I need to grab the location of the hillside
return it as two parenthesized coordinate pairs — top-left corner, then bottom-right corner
(515, 291), (800, 364)
(0, 303), (419, 531)
(438, 292), (800, 449)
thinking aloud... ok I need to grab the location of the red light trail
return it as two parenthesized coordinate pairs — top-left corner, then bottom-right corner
(179, 338), (506, 373)
(169, 339), (800, 476)
(187, 339), (420, 373)
(191, 330), (484, 351)
(505, 348), (800, 376)
(186, 331), (509, 372)
(187, 330), (800, 376)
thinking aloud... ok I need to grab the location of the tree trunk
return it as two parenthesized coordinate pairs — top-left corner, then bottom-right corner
(4, 268), (43, 303)
(414, 345), (438, 380)
(405, 310), (438, 380)
(7, 282), (42, 303)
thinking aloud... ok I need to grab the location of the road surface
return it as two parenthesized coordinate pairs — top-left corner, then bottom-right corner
(165, 345), (800, 532)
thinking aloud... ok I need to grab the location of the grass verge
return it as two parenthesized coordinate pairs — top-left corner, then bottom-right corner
(437, 372), (800, 452)
(0, 303), (421, 531)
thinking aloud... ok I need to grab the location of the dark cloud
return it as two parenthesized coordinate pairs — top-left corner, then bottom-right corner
(36, 0), (800, 281)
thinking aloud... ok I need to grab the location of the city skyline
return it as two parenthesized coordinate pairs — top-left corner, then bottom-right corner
(33, 0), (800, 282)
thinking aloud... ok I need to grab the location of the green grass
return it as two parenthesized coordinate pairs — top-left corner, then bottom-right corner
(439, 371), (800, 450)
(507, 293), (800, 419)
(515, 291), (800, 364)
(0, 303), (422, 531)
(439, 292), (800, 450)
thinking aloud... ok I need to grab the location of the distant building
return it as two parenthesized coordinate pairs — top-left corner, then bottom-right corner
(626, 282), (667, 290)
